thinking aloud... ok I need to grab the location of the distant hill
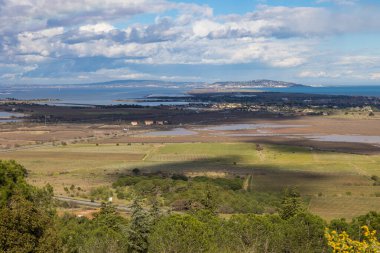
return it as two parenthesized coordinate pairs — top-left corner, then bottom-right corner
(92, 79), (307, 88)
(2, 79), (306, 89)
(211, 80), (307, 88)
(88, 79), (307, 88)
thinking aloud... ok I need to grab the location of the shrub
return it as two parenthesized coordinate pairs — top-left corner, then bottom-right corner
(132, 168), (141, 175)
(89, 186), (113, 201)
(171, 174), (188, 181)
(192, 176), (243, 191)
(149, 214), (214, 253)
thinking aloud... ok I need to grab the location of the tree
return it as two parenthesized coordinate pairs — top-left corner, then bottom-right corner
(0, 160), (29, 206)
(200, 187), (218, 213)
(0, 160), (62, 252)
(93, 203), (122, 230)
(279, 187), (305, 220)
(148, 214), (214, 253)
(226, 214), (285, 252)
(0, 193), (62, 252)
(128, 199), (152, 253)
(58, 214), (92, 253)
(58, 203), (129, 253)
(349, 211), (380, 240)
(330, 218), (349, 234)
(149, 198), (161, 225)
(283, 212), (327, 253)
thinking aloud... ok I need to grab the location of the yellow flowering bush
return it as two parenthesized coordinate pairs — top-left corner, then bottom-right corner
(325, 226), (380, 253)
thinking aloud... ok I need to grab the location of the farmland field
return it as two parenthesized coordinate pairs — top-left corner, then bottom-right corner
(1, 141), (379, 220)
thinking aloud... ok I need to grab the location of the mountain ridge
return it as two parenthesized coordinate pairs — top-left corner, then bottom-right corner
(1, 79), (308, 88)
(211, 79), (307, 88)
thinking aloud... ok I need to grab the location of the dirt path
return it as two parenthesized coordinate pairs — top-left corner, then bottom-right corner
(351, 163), (369, 176)
(258, 150), (266, 162)
(142, 145), (162, 161)
(243, 175), (253, 191)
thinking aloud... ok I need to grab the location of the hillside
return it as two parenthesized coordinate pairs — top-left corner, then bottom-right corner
(211, 79), (307, 88)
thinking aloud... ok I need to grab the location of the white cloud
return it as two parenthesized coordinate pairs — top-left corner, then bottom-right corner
(0, 62), (37, 80)
(0, 73), (18, 80)
(1, 1), (380, 84)
(66, 40), (159, 58)
(298, 71), (340, 78)
(122, 37), (311, 67)
(190, 5), (380, 40)
(336, 55), (380, 68)
(79, 23), (115, 34)
(298, 69), (380, 81)
(370, 73), (380, 80)
(0, 0), (173, 33)
(16, 55), (48, 63)
(316, 0), (358, 5)
(92, 68), (150, 80)
(192, 20), (224, 37)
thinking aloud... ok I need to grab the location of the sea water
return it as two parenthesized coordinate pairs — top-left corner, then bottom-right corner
(0, 86), (188, 106)
(0, 85), (379, 106)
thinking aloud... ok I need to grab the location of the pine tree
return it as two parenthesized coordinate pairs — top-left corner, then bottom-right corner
(279, 187), (305, 220)
(149, 198), (161, 225)
(200, 187), (218, 213)
(128, 199), (152, 253)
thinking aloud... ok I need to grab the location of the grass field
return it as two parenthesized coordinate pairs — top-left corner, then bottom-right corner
(1, 142), (379, 220)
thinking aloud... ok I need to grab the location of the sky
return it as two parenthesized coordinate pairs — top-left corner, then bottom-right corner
(0, 0), (380, 86)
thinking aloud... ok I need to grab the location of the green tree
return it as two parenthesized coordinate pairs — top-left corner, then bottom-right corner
(93, 203), (126, 231)
(85, 203), (129, 253)
(226, 214), (285, 253)
(149, 198), (161, 225)
(0, 160), (29, 206)
(128, 199), (152, 253)
(330, 218), (349, 233)
(283, 213), (327, 253)
(58, 214), (92, 253)
(148, 214), (214, 253)
(0, 160), (62, 252)
(59, 204), (129, 253)
(349, 211), (380, 240)
(0, 194), (62, 252)
(279, 187), (305, 220)
(200, 187), (218, 213)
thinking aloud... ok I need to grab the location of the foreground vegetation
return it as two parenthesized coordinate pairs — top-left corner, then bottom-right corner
(110, 172), (280, 214)
(1, 160), (380, 252)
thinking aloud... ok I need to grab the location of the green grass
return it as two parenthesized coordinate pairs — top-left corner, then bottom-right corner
(1, 142), (380, 220)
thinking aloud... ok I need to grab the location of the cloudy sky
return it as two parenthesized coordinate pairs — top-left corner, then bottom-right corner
(0, 0), (379, 85)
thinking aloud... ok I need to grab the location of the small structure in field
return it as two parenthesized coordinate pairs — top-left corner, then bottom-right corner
(131, 121), (138, 126)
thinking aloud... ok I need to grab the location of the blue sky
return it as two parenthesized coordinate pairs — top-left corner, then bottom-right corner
(0, 0), (379, 86)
